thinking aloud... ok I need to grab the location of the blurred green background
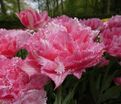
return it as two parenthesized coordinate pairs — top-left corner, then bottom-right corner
(0, 0), (121, 29)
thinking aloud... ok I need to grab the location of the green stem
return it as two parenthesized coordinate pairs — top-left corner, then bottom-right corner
(54, 86), (62, 104)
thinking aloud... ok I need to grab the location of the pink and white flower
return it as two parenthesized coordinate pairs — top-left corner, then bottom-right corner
(0, 55), (48, 103)
(25, 16), (104, 87)
(0, 55), (29, 101)
(102, 27), (121, 57)
(80, 18), (104, 30)
(13, 89), (47, 104)
(0, 29), (30, 58)
(107, 15), (121, 28)
(17, 9), (49, 29)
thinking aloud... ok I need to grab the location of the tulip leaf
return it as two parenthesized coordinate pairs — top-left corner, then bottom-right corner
(99, 86), (121, 102)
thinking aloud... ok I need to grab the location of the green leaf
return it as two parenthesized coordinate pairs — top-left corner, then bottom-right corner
(100, 86), (121, 102)
(62, 81), (79, 104)
(101, 71), (117, 93)
(89, 74), (99, 103)
(16, 49), (28, 59)
(96, 74), (102, 91)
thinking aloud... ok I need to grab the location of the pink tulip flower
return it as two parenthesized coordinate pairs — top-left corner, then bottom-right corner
(0, 29), (30, 58)
(80, 18), (104, 30)
(25, 16), (104, 88)
(0, 55), (48, 103)
(17, 9), (49, 29)
(107, 15), (121, 28)
(102, 27), (121, 57)
(13, 89), (47, 104)
(114, 77), (121, 86)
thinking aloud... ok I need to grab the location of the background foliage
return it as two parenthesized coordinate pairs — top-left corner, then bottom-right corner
(0, 0), (121, 28)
